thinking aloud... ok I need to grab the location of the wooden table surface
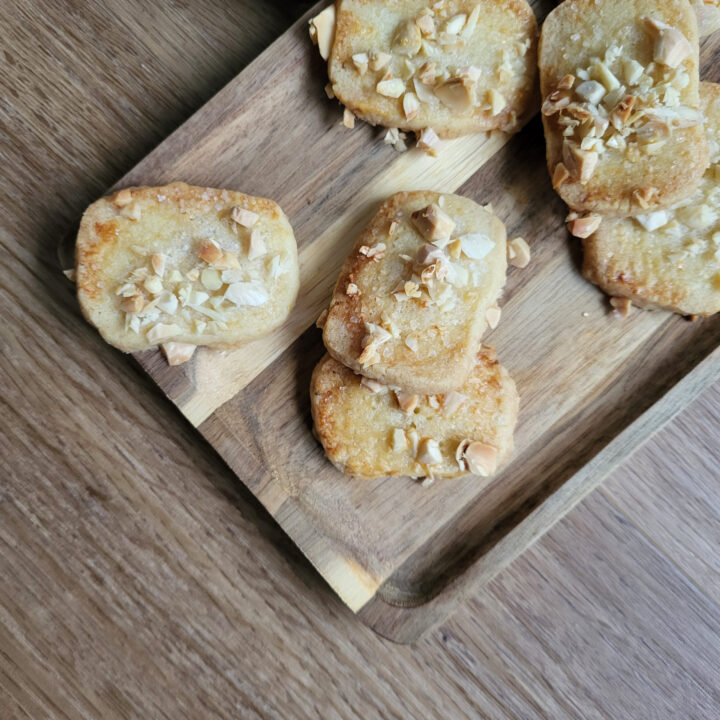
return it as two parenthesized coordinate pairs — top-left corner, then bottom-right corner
(2, 1), (719, 717)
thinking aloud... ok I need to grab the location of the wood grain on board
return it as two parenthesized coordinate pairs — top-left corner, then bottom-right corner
(61, 1), (720, 638)
(4, 0), (720, 715)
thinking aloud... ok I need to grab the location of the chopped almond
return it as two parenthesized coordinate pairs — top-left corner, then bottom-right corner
(442, 391), (467, 415)
(417, 127), (440, 156)
(415, 243), (445, 266)
(199, 240), (223, 264)
(402, 92), (420, 120)
(553, 162), (571, 189)
(487, 88), (506, 116)
(562, 142), (599, 184)
(411, 204), (455, 242)
(377, 77), (406, 98)
(146, 323), (183, 343)
(324, 83), (335, 99)
(508, 237), (531, 268)
(63, 268), (76, 282)
(112, 188), (133, 207)
(416, 13), (435, 36)
(360, 376), (387, 393)
(463, 441), (498, 476)
(417, 61), (437, 85)
(567, 214), (602, 238)
(352, 52), (369, 75)
(416, 437), (442, 465)
(557, 74), (575, 91)
(392, 18), (422, 56)
(447, 238), (462, 259)
(161, 342), (197, 366)
(486, 306), (501, 329)
(309, 5), (336, 61)
(346, 282), (359, 296)
(231, 206), (259, 228)
(610, 95), (637, 127)
(541, 90), (571, 116)
(120, 295), (145, 314)
(644, 18), (692, 68)
(395, 390), (419, 415)
(342, 107), (356, 129)
(369, 51), (391, 72)
(435, 78), (473, 112)
(151, 253), (166, 277)
(248, 229), (266, 260)
(610, 296), (632, 318)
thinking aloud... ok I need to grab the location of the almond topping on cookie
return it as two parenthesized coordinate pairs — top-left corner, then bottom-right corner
(417, 61), (437, 85)
(391, 427), (408, 452)
(435, 77), (473, 111)
(567, 214), (602, 238)
(231, 206), (259, 228)
(112, 188), (133, 207)
(369, 51), (391, 72)
(361, 376), (387, 393)
(120, 295), (145, 314)
(309, 5), (336, 60)
(411, 203), (455, 243)
(146, 323), (183, 343)
(346, 282), (359, 296)
(486, 306), (501, 329)
(377, 77), (406, 98)
(199, 240), (223, 264)
(352, 52), (369, 75)
(563, 143), (599, 184)
(161, 342), (197, 366)
(415, 13), (435, 37)
(151, 253), (166, 277)
(359, 243), (387, 261)
(403, 92), (421, 120)
(442, 390), (467, 415)
(463, 441), (498, 476)
(644, 17), (692, 68)
(416, 437), (442, 465)
(395, 390), (419, 415)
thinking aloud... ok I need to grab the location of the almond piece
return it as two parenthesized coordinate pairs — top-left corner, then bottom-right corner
(435, 78), (473, 112)
(508, 237), (531, 268)
(346, 282), (359, 296)
(417, 61), (437, 85)
(120, 295), (145, 314)
(402, 92), (420, 120)
(309, 5), (336, 61)
(161, 342), (197, 366)
(487, 88), (506, 116)
(442, 391), (467, 415)
(633, 186), (658, 209)
(231, 206), (259, 228)
(377, 77), (406, 98)
(417, 127), (440, 155)
(151, 253), (166, 277)
(416, 14), (435, 36)
(112, 188), (133, 207)
(395, 390), (419, 415)
(392, 18), (422, 56)
(463, 441), (498, 476)
(610, 296), (632, 318)
(369, 51), (391, 72)
(411, 204), (455, 242)
(416, 437), (442, 465)
(563, 142), (599, 184)
(352, 52), (369, 76)
(486, 306), (501, 329)
(342, 107), (356, 129)
(199, 240), (223, 264)
(146, 323), (183, 343)
(644, 18), (692, 68)
(567, 214), (602, 238)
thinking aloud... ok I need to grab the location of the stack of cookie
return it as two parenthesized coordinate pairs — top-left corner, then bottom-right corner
(540, 0), (720, 317)
(311, 191), (520, 481)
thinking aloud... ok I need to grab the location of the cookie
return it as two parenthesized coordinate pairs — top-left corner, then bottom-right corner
(76, 182), (300, 353)
(310, 349), (519, 479)
(694, 0), (720, 37)
(582, 82), (720, 316)
(322, 191), (507, 394)
(327, 0), (538, 138)
(540, 0), (708, 216)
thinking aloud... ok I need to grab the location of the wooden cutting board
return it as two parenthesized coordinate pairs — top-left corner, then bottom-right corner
(62, 1), (720, 643)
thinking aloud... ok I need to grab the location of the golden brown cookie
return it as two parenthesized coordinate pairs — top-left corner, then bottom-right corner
(322, 191), (507, 394)
(76, 182), (299, 353)
(540, 0), (707, 216)
(582, 82), (720, 316)
(310, 349), (519, 479)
